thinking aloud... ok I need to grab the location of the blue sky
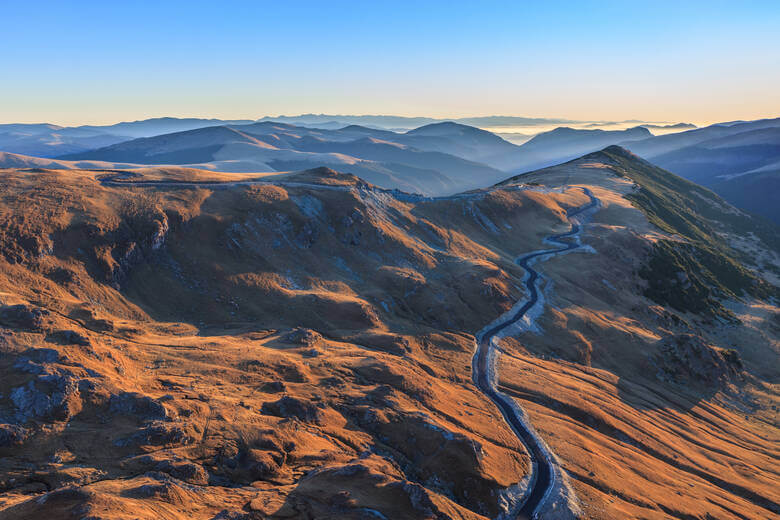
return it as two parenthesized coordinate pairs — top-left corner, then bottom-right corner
(2, 1), (779, 125)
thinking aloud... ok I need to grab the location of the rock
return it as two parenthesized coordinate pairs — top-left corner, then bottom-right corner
(260, 396), (324, 424)
(215, 440), (241, 469)
(47, 330), (90, 346)
(26, 347), (60, 363)
(109, 392), (168, 421)
(13, 348), (63, 375)
(0, 424), (28, 447)
(211, 511), (252, 520)
(294, 220), (320, 248)
(11, 374), (81, 422)
(283, 327), (322, 347)
(46, 267), (74, 284)
(245, 449), (280, 480)
(247, 493), (287, 515)
(155, 460), (209, 485)
(0, 304), (48, 330)
(260, 381), (286, 393)
(655, 333), (743, 385)
(118, 421), (192, 447)
(337, 209), (365, 245)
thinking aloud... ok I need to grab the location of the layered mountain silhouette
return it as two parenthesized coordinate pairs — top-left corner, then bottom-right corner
(0, 118), (255, 158)
(61, 122), (508, 194)
(58, 121), (654, 194)
(624, 118), (780, 222)
(2, 115), (779, 220)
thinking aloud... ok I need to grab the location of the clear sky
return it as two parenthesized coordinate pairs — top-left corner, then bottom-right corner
(2, 0), (779, 126)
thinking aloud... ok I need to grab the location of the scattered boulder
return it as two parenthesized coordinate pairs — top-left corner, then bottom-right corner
(260, 396), (324, 424)
(0, 304), (48, 330)
(47, 330), (90, 346)
(0, 424), (28, 447)
(109, 392), (168, 421)
(283, 327), (323, 347)
(11, 374), (81, 422)
(115, 421), (192, 448)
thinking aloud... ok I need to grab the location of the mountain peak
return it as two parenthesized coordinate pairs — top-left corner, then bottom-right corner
(407, 121), (491, 136)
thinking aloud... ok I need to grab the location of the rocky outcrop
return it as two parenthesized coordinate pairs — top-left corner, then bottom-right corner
(283, 327), (323, 347)
(260, 396), (324, 424)
(0, 304), (48, 330)
(109, 392), (168, 421)
(47, 329), (90, 346)
(0, 424), (28, 447)
(115, 421), (193, 448)
(654, 333), (743, 385)
(0, 226), (53, 263)
(122, 454), (209, 485)
(10, 374), (82, 423)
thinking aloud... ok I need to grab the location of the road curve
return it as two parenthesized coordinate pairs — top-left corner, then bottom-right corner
(472, 187), (599, 519)
(97, 170), (599, 517)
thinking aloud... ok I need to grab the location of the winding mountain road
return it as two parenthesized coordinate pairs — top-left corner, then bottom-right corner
(472, 187), (599, 519)
(97, 169), (600, 518)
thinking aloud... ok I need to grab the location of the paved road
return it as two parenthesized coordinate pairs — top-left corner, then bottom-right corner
(472, 187), (599, 519)
(99, 170), (599, 518)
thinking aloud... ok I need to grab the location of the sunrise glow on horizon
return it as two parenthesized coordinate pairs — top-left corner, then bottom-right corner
(3, 0), (779, 126)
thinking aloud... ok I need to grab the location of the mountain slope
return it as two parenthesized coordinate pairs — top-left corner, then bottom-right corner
(625, 117), (780, 157)
(623, 119), (780, 222)
(711, 168), (780, 224)
(75, 116), (256, 138)
(0, 149), (777, 519)
(0, 151), (145, 171)
(0, 127), (131, 157)
(505, 126), (653, 173)
(641, 127), (780, 186)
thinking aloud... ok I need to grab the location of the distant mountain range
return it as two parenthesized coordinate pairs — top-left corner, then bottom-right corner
(1, 115), (778, 221)
(623, 118), (780, 223)
(638, 122), (696, 131)
(58, 122), (511, 194)
(52, 121), (665, 195)
(0, 118), (255, 158)
(0, 115), (690, 157)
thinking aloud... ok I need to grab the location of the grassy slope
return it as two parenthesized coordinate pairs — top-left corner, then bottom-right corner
(595, 146), (778, 318)
(711, 168), (780, 225)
